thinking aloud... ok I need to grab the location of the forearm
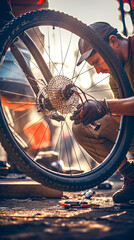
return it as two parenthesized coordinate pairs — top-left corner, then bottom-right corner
(107, 96), (134, 116)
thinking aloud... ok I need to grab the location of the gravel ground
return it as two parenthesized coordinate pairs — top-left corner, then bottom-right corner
(0, 179), (134, 240)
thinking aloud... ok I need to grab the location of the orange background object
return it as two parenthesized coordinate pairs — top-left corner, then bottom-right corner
(10, 0), (49, 16)
(1, 96), (34, 111)
(23, 120), (51, 149)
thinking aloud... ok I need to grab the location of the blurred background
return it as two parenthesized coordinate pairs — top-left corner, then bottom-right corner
(0, 0), (134, 176)
(49, 0), (134, 35)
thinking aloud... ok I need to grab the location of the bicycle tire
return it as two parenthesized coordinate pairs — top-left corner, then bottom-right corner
(0, 9), (133, 191)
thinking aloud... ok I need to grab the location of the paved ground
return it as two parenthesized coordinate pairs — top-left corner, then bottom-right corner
(0, 177), (134, 240)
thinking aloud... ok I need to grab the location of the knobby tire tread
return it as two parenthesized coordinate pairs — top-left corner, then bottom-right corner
(0, 9), (133, 191)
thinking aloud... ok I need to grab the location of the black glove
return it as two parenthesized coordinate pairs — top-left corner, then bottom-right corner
(70, 99), (110, 125)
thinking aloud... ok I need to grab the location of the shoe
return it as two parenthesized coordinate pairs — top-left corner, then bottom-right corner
(113, 161), (134, 204)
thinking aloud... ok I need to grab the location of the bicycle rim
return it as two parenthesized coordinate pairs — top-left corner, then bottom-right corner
(0, 10), (133, 191)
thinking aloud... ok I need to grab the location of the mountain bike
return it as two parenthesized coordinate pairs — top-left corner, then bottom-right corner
(0, 9), (133, 191)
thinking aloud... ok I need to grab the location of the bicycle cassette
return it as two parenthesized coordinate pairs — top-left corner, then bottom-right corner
(36, 75), (79, 118)
(48, 75), (79, 114)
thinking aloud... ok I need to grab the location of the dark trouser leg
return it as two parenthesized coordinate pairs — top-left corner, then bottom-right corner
(72, 115), (120, 164)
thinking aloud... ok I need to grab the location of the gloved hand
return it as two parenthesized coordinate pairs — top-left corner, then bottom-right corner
(70, 99), (110, 125)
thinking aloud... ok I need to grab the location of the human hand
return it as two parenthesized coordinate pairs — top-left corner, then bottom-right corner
(70, 99), (110, 125)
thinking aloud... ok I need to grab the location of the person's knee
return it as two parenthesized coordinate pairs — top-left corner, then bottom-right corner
(72, 123), (96, 145)
(72, 123), (82, 144)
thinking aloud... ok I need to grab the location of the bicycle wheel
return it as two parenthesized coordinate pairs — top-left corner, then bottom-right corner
(0, 9), (133, 191)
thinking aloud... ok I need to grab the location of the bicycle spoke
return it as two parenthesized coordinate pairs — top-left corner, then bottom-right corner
(0, 8), (129, 191)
